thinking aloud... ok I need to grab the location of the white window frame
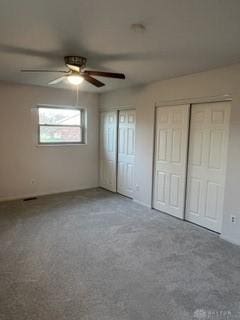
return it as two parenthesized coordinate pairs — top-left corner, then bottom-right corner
(37, 105), (86, 145)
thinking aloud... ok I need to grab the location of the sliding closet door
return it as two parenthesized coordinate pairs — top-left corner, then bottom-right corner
(99, 111), (117, 192)
(153, 105), (190, 219)
(185, 101), (230, 232)
(117, 110), (136, 198)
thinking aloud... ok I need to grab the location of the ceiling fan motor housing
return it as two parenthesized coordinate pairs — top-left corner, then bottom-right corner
(64, 56), (87, 68)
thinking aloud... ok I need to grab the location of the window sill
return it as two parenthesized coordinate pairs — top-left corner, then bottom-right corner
(36, 143), (87, 147)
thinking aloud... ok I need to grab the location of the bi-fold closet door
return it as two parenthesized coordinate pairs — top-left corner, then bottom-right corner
(99, 109), (136, 198)
(153, 101), (230, 233)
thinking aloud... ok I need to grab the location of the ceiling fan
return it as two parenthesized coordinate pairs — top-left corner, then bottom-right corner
(21, 56), (125, 87)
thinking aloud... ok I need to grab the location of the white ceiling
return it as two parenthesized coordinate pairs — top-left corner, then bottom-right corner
(0, 0), (240, 92)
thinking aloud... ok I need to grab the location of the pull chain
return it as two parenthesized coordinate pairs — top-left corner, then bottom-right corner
(72, 85), (79, 107)
(76, 85), (79, 107)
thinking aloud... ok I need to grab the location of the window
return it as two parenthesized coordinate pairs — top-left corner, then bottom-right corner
(38, 106), (85, 145)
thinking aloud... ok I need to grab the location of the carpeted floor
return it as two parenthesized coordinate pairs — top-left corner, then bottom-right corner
(0, 188), (240, 320)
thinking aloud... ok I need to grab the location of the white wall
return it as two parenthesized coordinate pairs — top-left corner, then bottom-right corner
(0, 81), (99, 201)
(100, 64), (240, 246)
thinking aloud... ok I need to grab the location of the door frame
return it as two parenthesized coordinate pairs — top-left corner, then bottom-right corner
(151, 97), (232, 232)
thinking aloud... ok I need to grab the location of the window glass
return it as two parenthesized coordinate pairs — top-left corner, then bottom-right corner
(39, 126), (82, 144)
(39, 107), (81, 125)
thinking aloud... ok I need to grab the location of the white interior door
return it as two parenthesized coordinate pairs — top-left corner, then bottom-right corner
(117, 109), (136, 198)
(99, 111), (117, 192)
(185, 101), (230, 232)
(153, 105), (190, 219)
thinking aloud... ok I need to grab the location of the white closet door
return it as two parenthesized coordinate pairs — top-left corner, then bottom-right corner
(99, 111), (117, 192)
(117, 110), (136, 198)
(153, 105), (190, 219)
(186, 101), (230, 232)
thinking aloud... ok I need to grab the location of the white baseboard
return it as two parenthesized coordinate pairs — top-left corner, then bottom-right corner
(0, 185), (99, 203)
(220, 235), (240, 246)
(133, 199), (152, 208)
(0, 194), (35, 202)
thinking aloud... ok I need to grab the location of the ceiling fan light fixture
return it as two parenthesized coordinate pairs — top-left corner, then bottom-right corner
(67, 74), (84, 85)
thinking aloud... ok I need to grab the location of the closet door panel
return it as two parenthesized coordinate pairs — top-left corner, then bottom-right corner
(186, 101), (230, 232)
(100, 111), (117, 192)
(117, 110), (136, 198)
(153, 105), (190, 219)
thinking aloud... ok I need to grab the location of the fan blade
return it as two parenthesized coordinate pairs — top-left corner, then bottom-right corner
(84, 70), (125, 79)
(48, 76), (67, 85)
(82, 74), (105, 87)
(66, 64), (80, 72)
(21, 69), (67, 73)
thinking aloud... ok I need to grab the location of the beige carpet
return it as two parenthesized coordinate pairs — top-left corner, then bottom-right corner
(0, 188), (240, 320)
